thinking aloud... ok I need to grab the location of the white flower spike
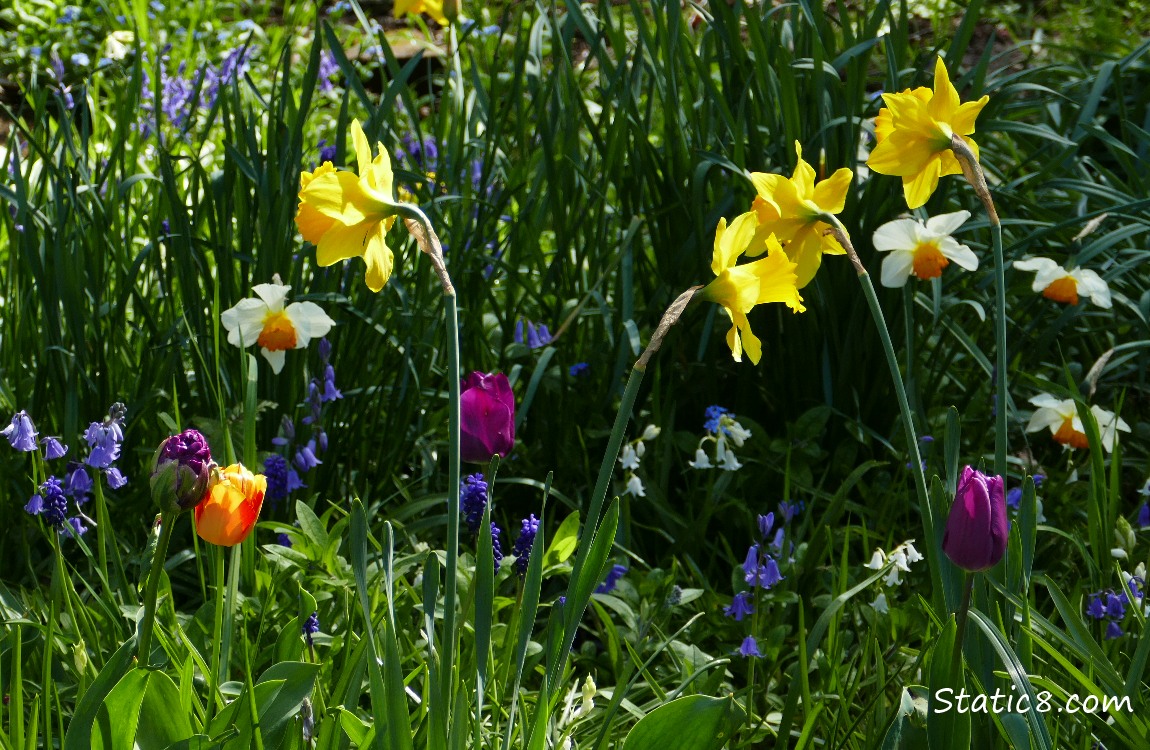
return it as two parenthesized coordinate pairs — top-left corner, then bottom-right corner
(872, 210), (978, 288)
(221, 279), (336, 374)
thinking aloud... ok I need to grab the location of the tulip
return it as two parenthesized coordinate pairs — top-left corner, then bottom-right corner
(459, 371), (515, 464)
(942, 465), (1008, 572)
(194, 463), (267, 546)
(150, 429), (215, 512)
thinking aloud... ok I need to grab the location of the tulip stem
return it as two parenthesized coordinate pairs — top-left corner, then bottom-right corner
(208, 543), (226, 717)
(950, 573), (974, 680)
(138, 510), (177, 666)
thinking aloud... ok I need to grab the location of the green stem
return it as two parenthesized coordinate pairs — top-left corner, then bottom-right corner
(220, 544), (242, 685)
(209, 544), (226, 717)
(137, 511), (177, 666)
(950, 573), (975, 679)
(441, 290), (462, 728)
(991, 221), (1008, 479)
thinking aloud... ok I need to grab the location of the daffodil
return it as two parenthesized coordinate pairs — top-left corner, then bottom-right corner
(394, 0), (448, 25)
(866, 57), (990, 210)
(872, 210), (978, 287)
(221, 279), (335, 374)
(748, 141), (853, 288)
(1012, 257), (1111, 308)
(296, 120), (401, 292)
(1026, 394), (1130, 452)
(698, 211), (805, 364)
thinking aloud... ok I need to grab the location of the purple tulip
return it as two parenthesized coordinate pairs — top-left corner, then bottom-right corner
(459, 371), (515, 464)
(942, 465), (1008, 572)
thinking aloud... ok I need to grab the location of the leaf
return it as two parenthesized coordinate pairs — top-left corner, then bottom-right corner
(542, 511), (580, 568)
(207, 662), (319, 749)
(296, 501), (330, 550)
(63, 636), (136, 750)
(927, 618), (970, 750)
(622, 695), (742, 750)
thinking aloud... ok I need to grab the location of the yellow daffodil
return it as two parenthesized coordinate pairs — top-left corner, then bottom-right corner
(1026, 394), (1129, 452)
(748, 142), (853, 289)
(872, 210), (978, 287)
(394, 0), (448, 25)
(221, 279), (336, 374)
(1012, 257), (1111, 308)
(699, 211), (805, 364)
(866, 57), (990, 210)
(295, 120), (400, 292)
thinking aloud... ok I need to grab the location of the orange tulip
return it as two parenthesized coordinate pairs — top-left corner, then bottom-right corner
(194, 463), (267, 546)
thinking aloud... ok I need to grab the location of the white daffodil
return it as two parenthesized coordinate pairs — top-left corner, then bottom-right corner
(1026, 393), (1129, 452)
(1013, 257), (1111, 308)
(221, 279), (335, 373)
(872, 210), (978, 288)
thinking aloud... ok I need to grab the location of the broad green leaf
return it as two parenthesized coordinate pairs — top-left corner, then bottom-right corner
(622, 695), (742, 750)
(542, 511), (580, 568)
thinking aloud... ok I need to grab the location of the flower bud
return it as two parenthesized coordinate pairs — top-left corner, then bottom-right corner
(194, 463), (267, 546)
(942, 465), (1008, 572)
(150, 429), (214, 512)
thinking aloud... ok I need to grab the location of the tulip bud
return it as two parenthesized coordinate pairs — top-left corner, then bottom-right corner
(459, 371), (515, 464)
(150, 429), (215, 513)
(942, 465), (1008, 572)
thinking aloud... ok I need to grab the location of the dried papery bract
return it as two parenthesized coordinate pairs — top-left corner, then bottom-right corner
(636, 286), (703, 371)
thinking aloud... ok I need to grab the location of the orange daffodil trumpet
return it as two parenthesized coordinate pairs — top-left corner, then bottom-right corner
(296, 120), (403, 293)
(867, 57), (990, 210)
(1026, 394), (1129, 452)
(194, 463), (267, 546)
(872, 210), (978, 287)
(748, 142), (853, 288)
(698, 211), (805, 364)
(221, 279), (335, 374)
(1012, 257), (1111, 308)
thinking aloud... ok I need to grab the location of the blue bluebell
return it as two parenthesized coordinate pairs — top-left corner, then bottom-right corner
(724, 591), (754, 621)
(2, 411), (38, 452)
(569, 362), (590, 377)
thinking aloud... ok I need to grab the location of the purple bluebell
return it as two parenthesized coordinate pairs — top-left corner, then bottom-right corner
(24, 494), (44, 515)
(514, 319), (524, 344)
(525, 322), (541, 349)
(59, 5), (80, 23)
(768, 528), (785, 556)
(779, 500), (804, 524)
(316, 429), (328, 453)
(919, 435), (934, 443)
(84, 404), (126, 469)
(1106, 593), (1127, 620)
(512, 514), (539, 576)
(1085, 593), (1106, 620)
(1105, 621), (1124, 639)
(757, 557), (783, 589)
(65, 463), (92, 503)
(742, 545), (760, 585)
(318, 337), (333, 363)
(40, 436), (67, 460)
(321, 365), (342, 403)
(1138, 504), (1150, 529)
(2, 411), (39, 452)
(105, 467), (128, 489)
(595, 564), (628, 594)
(536, 324), (552, 346)
(1006, 487), (1023, 509)
(757, 513), (774, 539)
(1130, 578), (1145, 600)
(64, 517), (88, 538)
(317, 139), (337, 164)
(318, 51), (340, 93)
(272, 415), (295, 446)
(703, 405), (729, 434)
(161, 219), (170, 235)
(738, 636), (762, 658)
(569, 362), (590, 377)
(460, 473), (489, 534)
(294, 440), (322, 472)
(724, 591), (754, 621)
(277, 532), (292, 547)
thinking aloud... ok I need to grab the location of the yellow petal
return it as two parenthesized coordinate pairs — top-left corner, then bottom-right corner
(901, 156), (944, 210)
(351, 119), (373, 177)
(295, 203), (336, 245)
(927, 56), (961, 123)
(812, 167), (853, 214)
(866, 130), (935, 177)
(749, 173), (786, 214)
(362, 225), (395, 292)
(315, 219), (380, 266)
(300, 170), (373, 225)
(300, 161), (335, 190)
(711, 211), (758, 276)
(733, 311), (762, 365)
(786, 228), (825, 289)
(745, 247), (805, 312)
(791, 141), (816, 199)
(951, 96), (989, 135)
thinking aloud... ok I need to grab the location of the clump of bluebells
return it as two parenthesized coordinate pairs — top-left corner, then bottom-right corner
(689, 405), (751, 471)
(618, 425), (660, 498)
(1086, 569), (1145, 640)
(514, 318), (553, 350)
(724, 505), (801, 658)
(862, 539), (925, 614)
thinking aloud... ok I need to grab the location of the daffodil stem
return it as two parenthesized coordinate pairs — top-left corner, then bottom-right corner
(991, 221), (1008, 479)
(442, 289), (462, 728)
(138, 510), (177, 666)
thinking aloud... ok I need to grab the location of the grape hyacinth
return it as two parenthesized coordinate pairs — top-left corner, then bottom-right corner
(595, 564), (628, 594)
(264, 454), (306, 505)
(303, 611), (320, 648)
(460, 473), (489, 534)
(27, 477), (69, 528)
(513, 515), (540, 576)
(491, 522), (504, 571)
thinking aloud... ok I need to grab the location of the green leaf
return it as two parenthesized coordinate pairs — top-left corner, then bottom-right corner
(622, 695), (742, 750)
(295, 501), (330, 551)
(91, 668), (193, 750)
(542, 511), (580, 569)
(927, 618), (970, 750)
(880, 686), (929, 750)
(64, 637), (136, 750)
(206, 662), (319, 749)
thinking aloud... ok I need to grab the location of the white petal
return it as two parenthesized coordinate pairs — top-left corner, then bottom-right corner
(261, 348), (287, 374)
(251, 282), (291, 312)
(872, 218), (921, 252)
(939, 238), (979, 271)
(221, 298), (269, 348)
(924, 209), (971, 237)
(871, 592), (889, 614)
(1026, 406), (1067, 434)
(880, 251), (914, 288)
(864, 549), (886, 569)
(1072, 269), (1112, 308)
(1013, 256), (1058, 273)
(1028, 393), (1068, 410)
(285, 301), (335, 347)
(1014, 257), (1065, 291)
